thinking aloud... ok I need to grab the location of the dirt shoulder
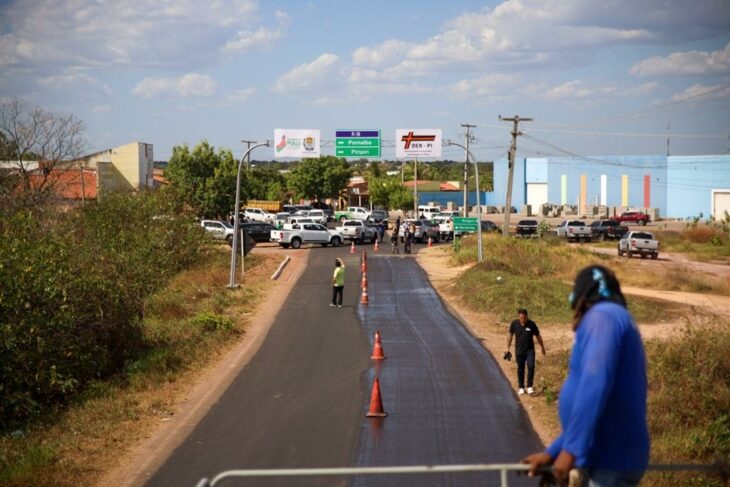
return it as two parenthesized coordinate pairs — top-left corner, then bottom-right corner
(99, 247), (308, 487)
(414, 245), (730, 446)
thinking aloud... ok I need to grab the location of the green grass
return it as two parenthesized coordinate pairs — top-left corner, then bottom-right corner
(452, 234), (686, 323)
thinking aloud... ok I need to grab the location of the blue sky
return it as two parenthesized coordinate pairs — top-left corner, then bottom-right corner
(1, 0), (729, 162)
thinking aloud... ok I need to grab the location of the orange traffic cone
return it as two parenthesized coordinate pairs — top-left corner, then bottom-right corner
(363, 249), (368, 262)
(360, 271), (368, 289)
(370, 330), (386, 360)
(360, 284), (369, 305)
(365, 378), (388, 417)
(374, 239), (379, 251)
(361, 257), (367, 273)
(428, 236), (433, 248)
(350, 240), (356, 254)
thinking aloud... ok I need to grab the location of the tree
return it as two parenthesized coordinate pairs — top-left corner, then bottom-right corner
(288, 156), (353, 201)
(248, 166), (287, 201)
(388, 181), (415, 211)
(165, 141), (238, 218)
(0, 98), (86, 194)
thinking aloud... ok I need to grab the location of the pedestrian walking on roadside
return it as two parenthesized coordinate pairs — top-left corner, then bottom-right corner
(330, 258), (345, 308)
(521, 265), (649, 487)
(390, 228), (400, 254)
(505, 308), (546, 395)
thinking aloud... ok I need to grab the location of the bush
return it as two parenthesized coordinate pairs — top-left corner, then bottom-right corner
(0, 191), (206, 427)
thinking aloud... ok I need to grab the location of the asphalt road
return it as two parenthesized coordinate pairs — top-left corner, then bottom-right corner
(147, 243), (543, 487)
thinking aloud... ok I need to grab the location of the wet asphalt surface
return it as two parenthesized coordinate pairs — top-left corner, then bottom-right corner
(146, 243), (543, 487)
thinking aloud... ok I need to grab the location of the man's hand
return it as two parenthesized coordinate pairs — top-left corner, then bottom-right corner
(552, 451), (575, 485)
(541, 347), (546, 356)
(520, 451), (552, 477)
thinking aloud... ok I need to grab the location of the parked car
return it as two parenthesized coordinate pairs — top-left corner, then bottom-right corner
(282, 205), (297, 214)
(555, 220), (592, 242)
(200, 220), (235, 244)
(590, 220), (629, 241)
(335, 219), (377, 244)
(398, 219), (441, 243)
(433, 215), (454, 240)
(238, 222), (276, 243)
(611, 211), (650, 226)
(305, 209), (328, 225)
(273, 212), (290, 227)
(270, 223), (344, 249)
(618, 231), (659, 259)
(515, 219), (539, 238)
(369, 209), (389, 223)
(243, 207), (275, 223)
(334, 206), (371, 222)
(480, 220), (502, 233)
(309, 201), (333, 219)
(417, 205), (441, 220)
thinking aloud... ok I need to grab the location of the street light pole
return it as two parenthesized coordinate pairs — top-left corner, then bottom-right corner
(446, 140), (482, 262)
(228, 141), (271, 288)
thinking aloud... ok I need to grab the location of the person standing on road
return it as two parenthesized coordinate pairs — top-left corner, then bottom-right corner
(506, 308), (546, 395)
(330, 258), (345, 308)
(390, 227), (400, 254)
(521, 265), (649, 486)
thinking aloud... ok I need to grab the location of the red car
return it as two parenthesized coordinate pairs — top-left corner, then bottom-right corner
(610, 211), (650, 226)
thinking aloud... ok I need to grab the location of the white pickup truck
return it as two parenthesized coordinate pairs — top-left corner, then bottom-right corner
(335, 219), (376, 243)
(556, 220), (593, 242)
(270, 223), (344, 249)
(618, 231), (659, 259)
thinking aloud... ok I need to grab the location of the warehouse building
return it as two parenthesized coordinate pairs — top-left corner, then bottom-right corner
(491, 154), (730, 220)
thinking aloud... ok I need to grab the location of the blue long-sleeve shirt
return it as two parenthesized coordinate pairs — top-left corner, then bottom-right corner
(546, 301), (650, 471)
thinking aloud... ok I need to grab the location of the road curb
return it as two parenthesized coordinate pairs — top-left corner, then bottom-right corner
(271, 256), (291, 280)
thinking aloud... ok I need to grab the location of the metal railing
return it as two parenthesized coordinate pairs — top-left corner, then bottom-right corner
(196, 462), (726, 487)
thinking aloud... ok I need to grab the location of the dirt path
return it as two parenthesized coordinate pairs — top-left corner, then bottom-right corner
(414, 245), (730, 445)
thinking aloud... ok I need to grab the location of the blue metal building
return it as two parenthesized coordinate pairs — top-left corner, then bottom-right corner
(489, 154), (730, 219)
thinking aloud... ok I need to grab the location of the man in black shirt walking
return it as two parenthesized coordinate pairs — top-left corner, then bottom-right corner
(506, 308), (546, 395)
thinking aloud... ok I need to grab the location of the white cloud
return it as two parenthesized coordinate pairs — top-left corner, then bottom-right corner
(630, 42), (730, 76)
(273, 54), (340, 93)
(545, 80), (611, 100)
(227, 87), (257, 102)
(0, 0), (273, 69)
(222, 10), (289, 54)
(352, 39), (414, 67)
(447, 73), (520, 98)
(38, 71), (112, 96)
(133, 73), (217, 98)
(93, 105), (111, 113)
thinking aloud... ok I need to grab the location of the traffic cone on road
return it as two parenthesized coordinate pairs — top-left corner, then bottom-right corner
(360, 271), (368, 289)
(350, 240), (356, 254)
(370, 330), (386, 360)
(361, 255), (367, 273)
(360, 283), (369, 305)
(374, 239), (379, 251)
(365, 378), (388, 417)
(428, 236), (433, 248)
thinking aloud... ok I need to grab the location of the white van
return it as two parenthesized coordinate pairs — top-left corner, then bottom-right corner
(417, 205), (441, 219)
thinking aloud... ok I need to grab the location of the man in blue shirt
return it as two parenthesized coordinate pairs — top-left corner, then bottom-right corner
(521, 265), (649, 486)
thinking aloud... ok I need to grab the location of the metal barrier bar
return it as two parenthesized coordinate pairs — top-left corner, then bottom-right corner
(196, 462), (726, 487)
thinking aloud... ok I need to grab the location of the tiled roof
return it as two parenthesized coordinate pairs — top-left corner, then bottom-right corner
(26, 168), (97, 200)
(439, 181), (460, 191)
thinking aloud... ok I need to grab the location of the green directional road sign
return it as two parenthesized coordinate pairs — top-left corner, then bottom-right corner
(335, 130), (381, 158)
(453, 217), (479, 232)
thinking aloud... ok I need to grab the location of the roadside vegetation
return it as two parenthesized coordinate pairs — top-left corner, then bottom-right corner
(451, 233), (729, 485)
(0, 191), (277, 485)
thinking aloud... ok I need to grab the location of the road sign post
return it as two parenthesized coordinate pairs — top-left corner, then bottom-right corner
(453, 217), (479, 233)
(335, 130), (381, 158)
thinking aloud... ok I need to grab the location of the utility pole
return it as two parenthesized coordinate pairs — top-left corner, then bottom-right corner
(413, 160), (418, 215)
(461, 123), (476, 217)
(499, 115), (532, 237)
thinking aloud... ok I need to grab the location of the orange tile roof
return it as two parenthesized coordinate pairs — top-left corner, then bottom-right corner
(439, 181), (460, 191)
(26, 168), (97, 200)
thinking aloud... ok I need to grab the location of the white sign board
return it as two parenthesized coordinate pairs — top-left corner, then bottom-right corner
(274, 129), (321, 158)
(395, 129), (442, 158)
